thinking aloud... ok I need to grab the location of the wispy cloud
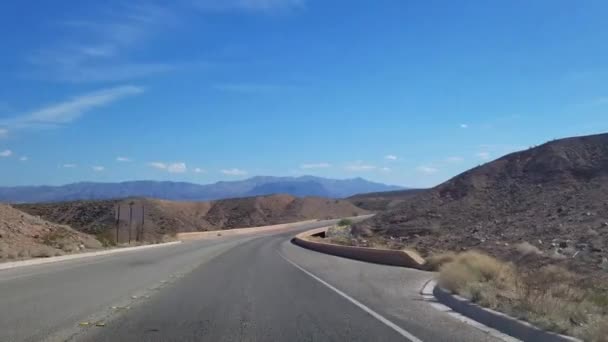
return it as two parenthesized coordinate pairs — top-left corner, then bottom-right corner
(345, 161), (376, 172)
(380, 167), (391, 172)
(168, 162), (187, 173)
(384, 154), (397, 161)
(221, 168), (248, 176)
(300, 162), (331, 169)
(194, 167), (205, 173)
(446, 156), (464, 163)
(19, 156), (28, 162)
(116, 156), (132, 162)
(476, 152), (491, 160)
(62, 163), (77, 168)
(148, 162), (167, 170)
(148, 161), (187, 173)
(0, 150), (12, 157)
(1, 85), (143, 129)
(92, 165), (105, 171)
(26, 3), (178, 83)
(460, 123), (468, 129)
(0, 128), (7, 138)
(416, 166), (438, 175)
(193, 0), (305, 12)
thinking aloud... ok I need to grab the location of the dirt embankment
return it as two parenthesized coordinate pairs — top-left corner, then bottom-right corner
(17, 194), (369, 244)
(0, 204), (101, 261)
(352, 133), (608, 279)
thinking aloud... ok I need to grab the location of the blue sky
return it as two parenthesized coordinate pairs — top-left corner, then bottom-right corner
(1, 0), (607, 188)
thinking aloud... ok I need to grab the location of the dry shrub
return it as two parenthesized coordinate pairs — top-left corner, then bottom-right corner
(438, 251), (515, 293)
(515, 242), (542, 256)
(584, 319), (608, 342)
(425, 251), (457, 271)
(438, 251), (608, 340)
(515, 266), (587, 333)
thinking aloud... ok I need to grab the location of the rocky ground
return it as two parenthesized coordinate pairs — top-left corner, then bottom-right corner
(0, 204), (101, 261)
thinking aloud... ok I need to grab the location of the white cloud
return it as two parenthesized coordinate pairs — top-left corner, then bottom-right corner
(193, 0), (304, 12)
(416, 166), (438, 175)
(345, 161), (377, 172)
(148, 161), (187, 173)
(384, 155), (397, 161)
(19, 156), (28, 161)
(476, 152), (491, 160)
(62, 163), (77, 168)
(446, 156), (464, 163)
(148, 162), (167, 170)
(92, 165), (105, 171)
(168, 162), (187, 173)
(380, 167), (391, 172)
(0, 149), (12, 157)
(460, 123), (468, 129)
(221, 168), (248, 176)
(116, 156), (131, 162)
(300, 162), (331, 169)
(194, 167), (205, 173)
(0, 128), (7, 138)
(1, 85), (144, 129)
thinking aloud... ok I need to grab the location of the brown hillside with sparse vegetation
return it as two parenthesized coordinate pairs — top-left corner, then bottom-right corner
(352, 133), (608, 278)
(17, 194), (368, 244)
(0, 204), (102, 261)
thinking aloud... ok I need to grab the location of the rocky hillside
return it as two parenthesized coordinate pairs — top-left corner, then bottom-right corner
(17, 194), (369, 243)
(352, 133), (608, 274)
(0, 204), (101, 261)
(347, 189), (425, 211)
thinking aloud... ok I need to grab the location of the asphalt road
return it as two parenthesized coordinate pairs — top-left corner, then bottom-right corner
(0, 220), (503, 342)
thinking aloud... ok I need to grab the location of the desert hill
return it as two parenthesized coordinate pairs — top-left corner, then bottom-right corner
(0, 204), (101, 261)
(17, 194), (369, 243)
(352, 133), (608, 273)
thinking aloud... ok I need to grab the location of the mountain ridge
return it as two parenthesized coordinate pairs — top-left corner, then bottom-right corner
(0, 176), (403, 203)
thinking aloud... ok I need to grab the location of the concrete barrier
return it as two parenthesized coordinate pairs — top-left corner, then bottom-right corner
(292, 227), (426, 269)
(432, 285), (581, 342)
(177, 220), (319, 241)
(177, 216), (374, 241)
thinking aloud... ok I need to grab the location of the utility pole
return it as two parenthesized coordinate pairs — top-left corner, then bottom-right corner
(128, 201), (134, 244)
(115, 204), (121, 244)
(140, 203), (145, 242)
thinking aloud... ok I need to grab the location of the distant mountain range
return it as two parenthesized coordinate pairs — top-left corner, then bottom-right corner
(0, 176), (404, 203)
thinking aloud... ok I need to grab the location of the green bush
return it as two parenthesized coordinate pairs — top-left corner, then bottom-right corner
(337, 219), (353, 227)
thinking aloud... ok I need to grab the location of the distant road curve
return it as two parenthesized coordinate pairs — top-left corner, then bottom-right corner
(0, 219), (502, 342)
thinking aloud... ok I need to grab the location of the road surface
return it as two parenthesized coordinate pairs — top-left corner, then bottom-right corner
(0, 220), (502, 342)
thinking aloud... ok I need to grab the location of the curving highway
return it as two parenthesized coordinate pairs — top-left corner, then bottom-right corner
(0, 220), (503, 342)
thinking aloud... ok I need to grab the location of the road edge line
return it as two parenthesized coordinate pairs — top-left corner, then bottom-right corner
(278, 252), (423, 342)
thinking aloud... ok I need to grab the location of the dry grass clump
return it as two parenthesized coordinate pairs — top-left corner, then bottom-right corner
(425, 251), (457, 271)
(438, 251), (608, 341)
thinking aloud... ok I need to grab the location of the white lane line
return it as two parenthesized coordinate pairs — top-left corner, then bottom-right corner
(278, 252), (423, 342)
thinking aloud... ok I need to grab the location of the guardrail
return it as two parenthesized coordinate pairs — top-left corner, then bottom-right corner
(292, 227), (426, 269)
